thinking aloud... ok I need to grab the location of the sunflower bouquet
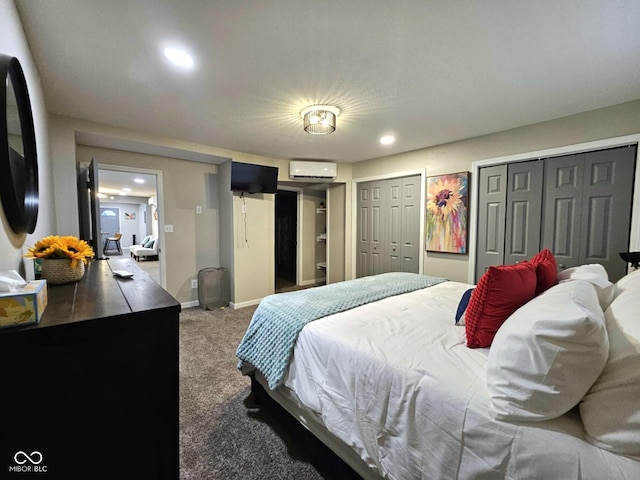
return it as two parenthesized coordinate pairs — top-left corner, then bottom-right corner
(25, 235), (95, 268)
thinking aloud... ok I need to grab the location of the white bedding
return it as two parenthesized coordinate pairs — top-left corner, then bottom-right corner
(279, 281), (640, 480)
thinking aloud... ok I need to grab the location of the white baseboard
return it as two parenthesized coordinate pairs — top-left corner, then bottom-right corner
(222, 280), (330, 310)
(230, 298), (262, 309)
(181, 300), (199, 309)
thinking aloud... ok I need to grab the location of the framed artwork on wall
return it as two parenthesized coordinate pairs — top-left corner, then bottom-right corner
(426, 171), (469, 254)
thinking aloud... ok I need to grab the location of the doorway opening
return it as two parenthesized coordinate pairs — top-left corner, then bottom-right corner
(100, 166), (162, 285)
(79, 161), (165, 287)
(275, 189), (298, 293)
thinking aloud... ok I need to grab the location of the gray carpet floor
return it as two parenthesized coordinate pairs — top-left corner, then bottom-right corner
(179, 305), (355, 479)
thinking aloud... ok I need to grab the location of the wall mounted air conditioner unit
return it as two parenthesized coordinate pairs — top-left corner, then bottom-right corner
(289, 161), (337, 180)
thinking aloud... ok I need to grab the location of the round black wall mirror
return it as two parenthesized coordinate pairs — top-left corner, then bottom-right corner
(0, 54), (38, 234)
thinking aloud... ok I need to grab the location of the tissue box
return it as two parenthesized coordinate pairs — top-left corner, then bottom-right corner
(0, 280), (48, 328)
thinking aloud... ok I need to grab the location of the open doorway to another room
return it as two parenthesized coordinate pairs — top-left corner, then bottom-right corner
(98, 168), (161, 285)
(78, 161), (164, 286)
(275, 189), (299, 293)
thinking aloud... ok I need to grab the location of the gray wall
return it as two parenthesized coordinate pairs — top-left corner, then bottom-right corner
(352, 100), (640, 282)
(0, 0), (56, 278)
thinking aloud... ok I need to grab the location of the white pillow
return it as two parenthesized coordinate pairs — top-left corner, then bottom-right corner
(615, 268), (640, 294)
(579, 291), (640, 457)
(557, 264), (615, 310)
(487, 280), (608, 422)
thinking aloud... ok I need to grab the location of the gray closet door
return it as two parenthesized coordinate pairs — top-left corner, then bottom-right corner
(356, 182), (370, 278)
(475, 164), (507, 282)
(384, 177), (402, 272)
(542, 146), (636, 281)
(369, 181), (385, 276)
(579, 146), (635, 281)
(383, 175), (420, 273)
(357, 180), (383, 277)
(504, 160), (544, 266)
(399, 175), (421, 272)
(542, 153), (585, 272)
(356, 180), (385, 277)
(477, 145), (636, 283)
(356, 175), (421, 277)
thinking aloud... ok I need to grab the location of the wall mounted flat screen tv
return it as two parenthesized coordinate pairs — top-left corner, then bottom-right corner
(231, 161), (278, 194)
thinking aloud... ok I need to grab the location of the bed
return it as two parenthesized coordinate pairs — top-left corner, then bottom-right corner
(236, 255), (640, 479)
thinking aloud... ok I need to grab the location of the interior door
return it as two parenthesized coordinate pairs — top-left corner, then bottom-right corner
(384, 178), (401, 272)
(399, 175), (420, 272)
(88, 158), (103, 259)
(99, 207), (120, 252)
(369, 181), (385, 276)
(475, 164), (507, 282)
(77, 164), (91, 244)
(579, 146), (636, 281)
(504, 160), (544, 265)
(356, 183), (371, 278)
(542, 152), (585, 272)
(358, 175), (421, 277)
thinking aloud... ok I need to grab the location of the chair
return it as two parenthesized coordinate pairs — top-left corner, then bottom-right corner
(104, 232), (122, 254)
(130, 236), (159, 261)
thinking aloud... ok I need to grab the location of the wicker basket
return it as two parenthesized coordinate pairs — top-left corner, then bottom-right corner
(40, 259), (85, 284)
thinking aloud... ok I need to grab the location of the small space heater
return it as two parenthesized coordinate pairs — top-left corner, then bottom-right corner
(198, 267), (230, 309)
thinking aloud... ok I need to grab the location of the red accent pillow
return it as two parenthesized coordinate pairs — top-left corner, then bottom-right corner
(530, 249), (558, 295)
(466, 262), (537, 348)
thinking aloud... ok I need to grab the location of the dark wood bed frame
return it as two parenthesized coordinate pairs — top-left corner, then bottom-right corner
(250, 374), (365, 479)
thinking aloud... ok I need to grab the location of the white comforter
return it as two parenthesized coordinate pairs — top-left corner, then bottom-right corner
(283, 281), (640, 479)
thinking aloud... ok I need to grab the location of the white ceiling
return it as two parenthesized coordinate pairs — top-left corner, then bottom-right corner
(14, 1), (640, 165)
(98, 169), (157, 198)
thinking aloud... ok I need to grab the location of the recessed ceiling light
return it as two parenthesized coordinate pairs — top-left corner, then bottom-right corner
(380, 135), (396, 145)
(134, 178), (145, 184)
(164, 47), (194, 68)
(122, 187), (131, 192)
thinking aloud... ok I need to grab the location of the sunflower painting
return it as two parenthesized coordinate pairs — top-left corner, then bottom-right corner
(426, 172), (469, 254)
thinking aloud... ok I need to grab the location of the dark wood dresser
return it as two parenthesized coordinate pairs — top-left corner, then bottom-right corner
(0, 258), (180, 479)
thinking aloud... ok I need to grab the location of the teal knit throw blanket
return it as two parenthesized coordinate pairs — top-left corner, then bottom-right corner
(236, 272), (447, 389)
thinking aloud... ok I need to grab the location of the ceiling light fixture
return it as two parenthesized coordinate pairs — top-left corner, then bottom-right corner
(300, 105), (341, 135)
(380, 135), (396, 145)
(163, 47), (194, 68)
